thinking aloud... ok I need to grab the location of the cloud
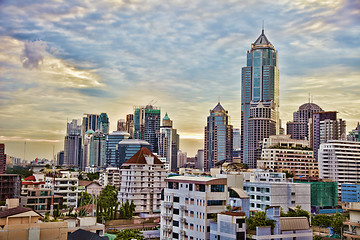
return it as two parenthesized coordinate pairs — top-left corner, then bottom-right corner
(20, 40), (47, 69)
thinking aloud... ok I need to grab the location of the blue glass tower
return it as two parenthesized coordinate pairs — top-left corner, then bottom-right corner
(241, 29), (280, 168)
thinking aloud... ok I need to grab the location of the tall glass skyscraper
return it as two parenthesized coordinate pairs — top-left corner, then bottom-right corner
(204, 102), (233, 171)
(241, 29), (280, 168)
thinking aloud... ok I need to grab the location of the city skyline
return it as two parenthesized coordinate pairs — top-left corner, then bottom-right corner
(1, 0), (359, 160)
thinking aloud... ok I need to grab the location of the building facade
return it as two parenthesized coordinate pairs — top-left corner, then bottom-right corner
(98, 167), (121, 188)
(287, 102), (323, 140)
(318, 140), (360, 195)
(204, 102), (233, 171)
(118, 147), (168, 214)
(116, 139), (151, 167)
(89, 131), (106, 167)
(134, 105), (161, 153)
(64, 119), (82, 167)
(241, 29), (280, 168)
(0, 174), (21, 202)
(106, 131), (130, 166)
(342, 184), (360, 202)
(97, 113), (109, 135)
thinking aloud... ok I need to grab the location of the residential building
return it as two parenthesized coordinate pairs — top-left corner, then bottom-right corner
(309, 111), (346, 160)
(134, 105), (161, 153)
(157, 113), (179, 171)
(195, 149), (204, 171)
(0, 204), (68, 240)
(318, 140), (360, 195)
(241, 29), (280, 168)
(67, 217), (105, 237)
(342, 183), (360, 202)
(160, 176), (229, 240)
(243, 181), (311, 212)
(116, 139), (151, 167)
(78, 181), (102, 196)
(210, 209), (247, 240)
(89, 131), (106, 167)
(82, 130), (94, 169)
(98, 167), (121, 188)
(0, 174), (21, 202)
(117, 119), (126, 131)
(64, 119), (82, 167)
(347, 122), (360, 142)
(204, 102), (233, 171)
(0, 143), (6, 174)
(287, 102), (323, 140)
(258, 135), (318, 178)
(126, 114), (134, 137)
(106, 131), (130, 166)
(97, 113), (109, 135)
(118, 147), (168, 214)
(342, 202), (360, 239)
(45, 171), (79, 208)
(177, 150), (187, 169)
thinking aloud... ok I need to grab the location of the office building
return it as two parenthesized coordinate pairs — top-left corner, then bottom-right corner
(0, 143), (6, 174)
(99, 167), (121, 188)
(82, 114), (100, 134)
(126, 114), (134, 137)
(347, 123), (360, 142)
(309, 111), (346, 160)
(97, 113), (109, 135)
(233, 128), (241, 150)
(341, 184), (360, 202)
(105, 131), (130, 166)
(177, 150), (187, 169)
(318, 140), (360, 195)
(117, 119), (126, 131)
(82, 130), (94, 169)
(287, 102), (323, 140)
(45, 171), (79, 209)
(157, 113), (179, 171)
(118, 147), (168, 214)
(89, 132), (106, 167)
(64, 119), (82, 167)
(116, 139), (151, 167)
(241, 29), (280, 168)
(134, 105), (161, 153)
(258, 135), (318, 178)
(57, 151), (64, 166)
(195, 149), (204, 170)
(0, 174), (21, 202)
(204, 102), (233, 171)
(160, 176), (229, 240)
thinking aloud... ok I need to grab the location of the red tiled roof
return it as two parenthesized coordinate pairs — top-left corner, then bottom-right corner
(24, 176), (36, 181)
(0, 207), (34, 218)
(78, 180), (93, 187)
(21, 181), (45, 185)
(124, 147), (163, 165)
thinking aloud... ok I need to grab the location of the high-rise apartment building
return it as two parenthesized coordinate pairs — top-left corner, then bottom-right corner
(157, 113), (179, 171)
(233, 128), (241, 150)
(126, 114), (134, 137)
(134, 105), (161, 153)
(309, 111), (346, 160)
(0, 174), (21, 201)
(117, 119), (126, 131)
(177, 150), (187, 169)
(287, 102), (323, 140)
(347, 123), (360, 142)
(204, 102), (233, 171)
(106, 131), (130, 166)
(89, 132), (106, 167)
(0, 143), (6, 174)
(64, 119), (82, 167)
(195, 149), (204, 171)
(318, 140), (360, 195)
(241, 29), (280, 168)
(118, 147), (168, 214)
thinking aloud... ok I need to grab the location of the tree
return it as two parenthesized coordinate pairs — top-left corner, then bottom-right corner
(311, 213), (345, 237)
(78, 191), (92, 207)
(331, 213), (345, 236)
(114, 229), (144, 240)
(312, 214), (332, 228)
(282, 170), (294, 178)
(246, 211), (276, 231)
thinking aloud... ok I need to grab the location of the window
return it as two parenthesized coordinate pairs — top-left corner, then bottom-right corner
(173, 208), (179, 215)
(189, 184), (193, 191)
(173, 232), (179, 239)
(207, 200), (224, 206)
(196, 184), (206, 192)
(211, 185), (225, 192)
(173, 220), (179, 227)
(174, 197), (179, 203)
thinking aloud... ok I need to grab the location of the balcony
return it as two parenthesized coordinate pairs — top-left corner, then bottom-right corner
(163, 226), (172, 232)
(180, 230), (186, 235)
(162, 213), (172, 220)
(164, 202), (172, 209)
(180, 205), (187, 210)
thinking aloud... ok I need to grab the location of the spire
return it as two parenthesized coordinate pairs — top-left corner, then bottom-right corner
(252, 26), (274, 50)
(212, 102), (225, 112)
(163, 112), (170, 121)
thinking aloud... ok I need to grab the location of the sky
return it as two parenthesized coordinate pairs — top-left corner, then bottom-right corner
(0, 0), (359, 161)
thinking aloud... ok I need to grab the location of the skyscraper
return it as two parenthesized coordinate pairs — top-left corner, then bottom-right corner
(287, 102), (323, 140)
(117, 119), (126, 131)
(0, 143), (6, 174)
(64, 119), (82, 167)
(126, 114), (134, 137)
(309, 111), (346, 160)
(157, 113), (179, 171)
(134, 105), (161, 153)
(82, 114), (100, 134)
(106, 131), (130, 166)
(204, 102), (233, 171)
(89, 131), (106, 167)
(98, 113), (109, 134)
(241, 29), (280, 168)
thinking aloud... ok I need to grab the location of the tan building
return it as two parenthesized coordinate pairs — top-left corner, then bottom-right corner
(343, 202), (360, 239)
(118, 147), (168, 214)
(258, 135), (318, 178)
(0, 205), (68, 240)
(78, 180), (103, 196)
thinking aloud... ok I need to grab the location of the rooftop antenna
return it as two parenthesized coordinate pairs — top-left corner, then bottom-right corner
(262, 20), (264, 34)
(218, 96), (221, 103)
(308, 93), (311, 103)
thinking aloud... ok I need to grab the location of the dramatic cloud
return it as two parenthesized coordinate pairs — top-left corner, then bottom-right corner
(20, 40), (47, 69)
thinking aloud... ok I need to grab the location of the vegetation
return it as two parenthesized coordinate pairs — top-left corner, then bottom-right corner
(282, 170), (294, 178)
(246, 211), (276, 231)
(78, 191), (93, 207)
(109, 229), (144, 240)
(87, 172), (100, 181)
(269, 145), (312, 151)
(311, 213), (346, 237)
(6, 166), (33, 178)
(313, 236), (323, 240)
(281, 205), (310, 221)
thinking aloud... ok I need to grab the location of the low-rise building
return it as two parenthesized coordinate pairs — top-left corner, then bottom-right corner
(342, 183), (360, 202)
(98, 167), (121, 188)
(118, 147), (168, 214)
(78, 180), (103, 196)
(45, 171), (79, 208)
(343, 202), (360, 239)
(210, 208), (247, 240)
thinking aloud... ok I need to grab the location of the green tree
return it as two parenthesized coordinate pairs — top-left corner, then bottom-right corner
(312, 214), (332, 227)
(115, 229), (144, 240)
(78, 191), (92, 207)
(87, 172), (100, 181)
(246, 211), (276, 231)
(331, 213), (345, 236)
(313, 236), (323, 240)
(99, 185), (118, 209)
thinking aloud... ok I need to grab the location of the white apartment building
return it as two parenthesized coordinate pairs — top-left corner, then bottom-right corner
(318, 140), (360, 195)
(118, 147), (168, 214)
(98, 167), (121, 188)
(160, 176), (229, 240)
(45, 171), (79, 208)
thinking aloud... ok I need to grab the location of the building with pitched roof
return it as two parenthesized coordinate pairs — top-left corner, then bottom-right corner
(118, 147), (168, 214)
